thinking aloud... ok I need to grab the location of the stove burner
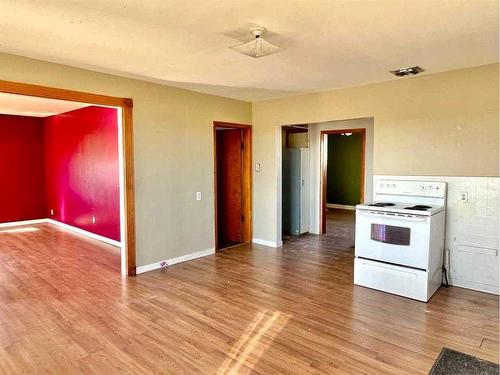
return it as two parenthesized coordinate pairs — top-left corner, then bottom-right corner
(369, 202), (396, 207)
(405, 205), (432, 211)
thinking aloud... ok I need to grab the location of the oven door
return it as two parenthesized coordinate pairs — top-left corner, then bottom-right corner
(355, 209), (431, 269)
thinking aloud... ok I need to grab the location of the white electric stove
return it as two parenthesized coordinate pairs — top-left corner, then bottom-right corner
(354, 179), (447, 302)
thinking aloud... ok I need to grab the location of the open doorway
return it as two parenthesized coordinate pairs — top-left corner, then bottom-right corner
(320, 128), (365, 242)
(275, 118), (373, 248)
(213, 121), (252, 251)
(0, 81), (135, 276)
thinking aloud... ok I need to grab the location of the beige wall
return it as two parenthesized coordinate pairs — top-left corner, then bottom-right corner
(0, 53), (252, 267)
(253, 64), (499, 244)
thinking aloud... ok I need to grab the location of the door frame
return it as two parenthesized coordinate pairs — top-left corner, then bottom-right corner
(213, 121), (252, 250)
(0, 79), (136, 276)
(319, 128), (366, 234)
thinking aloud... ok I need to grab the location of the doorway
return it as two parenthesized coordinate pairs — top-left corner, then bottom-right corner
(0, 80), (135, 276)
(320, 128), (365, 235)
(213, 121), (251, 250)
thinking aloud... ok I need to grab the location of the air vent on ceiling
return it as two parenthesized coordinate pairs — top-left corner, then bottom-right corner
(390, 66), (424, 77)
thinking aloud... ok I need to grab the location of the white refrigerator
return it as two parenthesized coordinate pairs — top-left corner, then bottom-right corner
(282, 148), (310, 235)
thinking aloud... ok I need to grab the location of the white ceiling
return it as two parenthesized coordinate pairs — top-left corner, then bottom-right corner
(0, 93), (90, 117)
(0, 0), (497, 102)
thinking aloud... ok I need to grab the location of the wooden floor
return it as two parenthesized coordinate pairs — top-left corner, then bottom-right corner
(0, 219), (498, 374)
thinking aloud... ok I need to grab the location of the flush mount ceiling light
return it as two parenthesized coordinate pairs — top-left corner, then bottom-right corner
(390, 66), (424, 77)
(230, 27), (282, 58)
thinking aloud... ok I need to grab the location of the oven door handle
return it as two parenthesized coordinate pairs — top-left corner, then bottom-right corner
(357, 210), (429, 223)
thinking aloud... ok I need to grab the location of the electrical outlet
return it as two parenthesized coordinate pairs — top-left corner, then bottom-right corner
(92, 216), (96, 224)
(50, 209), (54, 216)
(255, 163), (261, 172)
(459, 192), (468, 202)
(196, 192), (202, 201)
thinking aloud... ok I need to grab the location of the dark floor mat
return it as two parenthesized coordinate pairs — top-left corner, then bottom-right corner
(429, 348), (499, 374)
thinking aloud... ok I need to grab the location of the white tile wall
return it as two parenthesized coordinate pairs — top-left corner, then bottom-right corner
(375, 175), (499, 295)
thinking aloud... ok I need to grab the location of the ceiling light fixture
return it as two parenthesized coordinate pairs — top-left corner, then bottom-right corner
(230, 27), (282, 58)
(390, 66), (424, 77)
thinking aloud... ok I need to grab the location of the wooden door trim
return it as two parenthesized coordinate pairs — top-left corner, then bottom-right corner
(213, 121), (252, 250)
(0, 79), (136, 276)
(319, 128), (366, 234)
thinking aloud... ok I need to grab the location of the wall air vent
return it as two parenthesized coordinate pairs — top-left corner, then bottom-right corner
(390, 66), (424, 77)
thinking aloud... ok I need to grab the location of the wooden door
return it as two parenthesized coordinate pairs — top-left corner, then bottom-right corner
(216, 129), (242, 247)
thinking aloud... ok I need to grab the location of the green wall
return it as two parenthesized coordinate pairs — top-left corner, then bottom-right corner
(327, 133), (363, 205)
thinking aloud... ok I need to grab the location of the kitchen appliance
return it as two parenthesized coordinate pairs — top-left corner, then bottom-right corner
(354, 179), (447, 301)
(282, 148), (310, 235)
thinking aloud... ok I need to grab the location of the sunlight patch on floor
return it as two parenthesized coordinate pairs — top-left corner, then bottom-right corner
(217, 310), (291, 374)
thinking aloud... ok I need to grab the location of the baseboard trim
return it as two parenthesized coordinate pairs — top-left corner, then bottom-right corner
(136, 247), (215, 274)
(450, 277), (499, 295)
(252, 238), (283, 248)
(0, 218), (121, 248)
(47, 219), (121, 248)
(326, 203), (356, 210)
(0, 218), (49, 228)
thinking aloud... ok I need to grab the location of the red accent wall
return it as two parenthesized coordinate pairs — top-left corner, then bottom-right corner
(44, 106), (120, 241)
(0, 115), (46, 223)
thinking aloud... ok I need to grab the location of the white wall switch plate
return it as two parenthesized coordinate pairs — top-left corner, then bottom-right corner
(196, 192), (202, 201)
(92, 216), (96, 224)
(255, 163), (261, 172)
